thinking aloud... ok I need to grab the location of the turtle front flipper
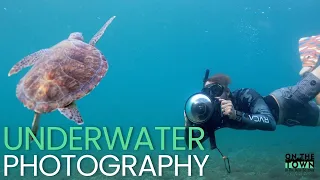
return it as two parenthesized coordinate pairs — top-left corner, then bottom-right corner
(58, 102), (84, 125)
(89, 16), (116, 46)
(30, 112), (41, 142)
(8, 49), (52, 76)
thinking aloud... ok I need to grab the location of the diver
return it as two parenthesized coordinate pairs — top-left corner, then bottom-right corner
(184, 34), (320, 149)
(184, 72), (277, 151)
(184, 68), (320, 147)
(184, 34), (320, 173)
(184, 66), (320, 173)
(184, 71), (276, 173)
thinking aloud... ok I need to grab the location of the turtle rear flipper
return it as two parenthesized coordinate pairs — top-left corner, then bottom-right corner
(58, 102), (84, 125)
(8, 49), (52, 77)
(89, 16), (116, 46)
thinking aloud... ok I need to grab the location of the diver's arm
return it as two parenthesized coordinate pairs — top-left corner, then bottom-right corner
(234, 89), (277, 131)
(184, 111), (209, 149)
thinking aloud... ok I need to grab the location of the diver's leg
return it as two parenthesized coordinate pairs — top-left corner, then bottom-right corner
(290, 72), (320, 104)
(292, 101), (320, 127)
(303, 64), (320, 105)
(280, 101), (320, 127)
(310, 64), (320, 78)
(268, 88), (291, 125)
(269, 87), (320, 126)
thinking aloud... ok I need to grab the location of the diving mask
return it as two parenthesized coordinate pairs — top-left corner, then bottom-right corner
(202, 83), (225, 98)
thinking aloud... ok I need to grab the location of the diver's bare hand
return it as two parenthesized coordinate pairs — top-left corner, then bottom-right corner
(219, 99), (236, 120)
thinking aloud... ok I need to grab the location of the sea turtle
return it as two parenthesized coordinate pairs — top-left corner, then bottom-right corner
(8, 16), (116, 140)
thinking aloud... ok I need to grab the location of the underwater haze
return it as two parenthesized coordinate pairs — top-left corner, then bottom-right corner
(0, 0), (320, 179)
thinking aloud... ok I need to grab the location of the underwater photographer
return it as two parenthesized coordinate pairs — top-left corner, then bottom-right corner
(184, 71), (277, 148)
(183, 70), (277, 173)
(184, 64), (320, 173)
(183, 35), (320, 152)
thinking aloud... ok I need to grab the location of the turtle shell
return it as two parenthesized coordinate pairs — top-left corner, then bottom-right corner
(16, 39), (108, 113)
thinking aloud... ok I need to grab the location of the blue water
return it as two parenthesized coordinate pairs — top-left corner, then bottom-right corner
(0, 0), (320, 179)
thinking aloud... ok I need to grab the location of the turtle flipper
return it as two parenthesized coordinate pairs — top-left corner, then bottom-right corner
(58, 102), (84, 125)
(30, 112), (41, 142)
(89, 16), (116, 46)
(8, 49), (52, 77)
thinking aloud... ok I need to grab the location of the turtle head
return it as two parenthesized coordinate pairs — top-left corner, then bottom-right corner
(68, 32), (84, 41)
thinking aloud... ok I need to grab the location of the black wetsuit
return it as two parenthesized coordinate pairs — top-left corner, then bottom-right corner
(185, 88), (276, 149)
(185, 72), (320, 150)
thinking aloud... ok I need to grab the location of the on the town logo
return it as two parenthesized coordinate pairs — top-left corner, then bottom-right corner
(285, 153), (315, 172)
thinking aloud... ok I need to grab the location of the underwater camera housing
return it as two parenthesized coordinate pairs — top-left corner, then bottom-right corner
(184, 92), (221, 126)
(184, 69), (223, 127)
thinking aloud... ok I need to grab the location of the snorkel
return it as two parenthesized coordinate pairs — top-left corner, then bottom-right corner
(203, 69), (210, 87)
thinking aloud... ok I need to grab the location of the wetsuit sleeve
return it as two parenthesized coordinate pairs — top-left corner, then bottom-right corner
(184, 111), (211, 149)
(234, 89), (276, 131)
